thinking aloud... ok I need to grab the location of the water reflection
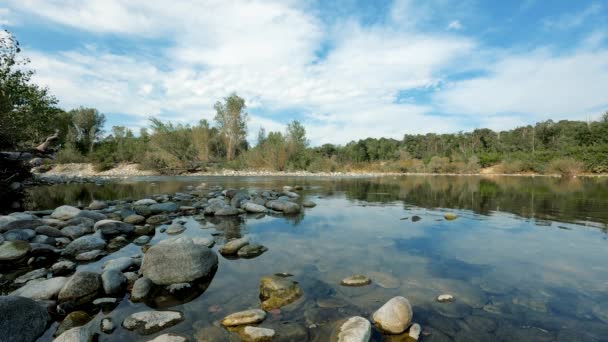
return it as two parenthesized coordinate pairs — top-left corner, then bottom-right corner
(17, 175), (608, 340)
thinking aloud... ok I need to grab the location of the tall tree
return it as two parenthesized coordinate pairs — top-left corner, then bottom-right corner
(214, 93), (248, 161)
(68, 107), (105, 154)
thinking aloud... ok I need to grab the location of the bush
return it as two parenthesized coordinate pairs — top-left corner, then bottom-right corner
(55, 144), (86, 163)
(495, 160), (526, 174)
(547, 158), (584, 177)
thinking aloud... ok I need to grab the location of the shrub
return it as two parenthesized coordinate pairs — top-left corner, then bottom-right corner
(55, 144), (86, 163)
(547, 158), (584, 177)
(495, 160), (526, 174)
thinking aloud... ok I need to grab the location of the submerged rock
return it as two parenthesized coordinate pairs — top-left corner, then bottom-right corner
(0, 296), (50, 342)
(437, 294), (455, 303)
(241, 326), (276, 342)
(341, 274), (371, 287)
(372, 296), (413, 334)
(141, 237), (218, 285)
(337, 316), (371, 342)
(55, 311), (92, 337)
(219, 237), (249, 255)
(122, 310), (184, 335)
(259, 274), (303, 310)
(302, 200), (317, 208)
(237, 244), (268, 258)
(221, 309), (267, 327)
(444, 213), (458, 220)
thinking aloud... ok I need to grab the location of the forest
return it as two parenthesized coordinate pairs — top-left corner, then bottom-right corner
(2, 30), (608, 180)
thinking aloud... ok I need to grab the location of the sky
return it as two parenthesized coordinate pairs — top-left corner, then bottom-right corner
(1, 0), (607, 145)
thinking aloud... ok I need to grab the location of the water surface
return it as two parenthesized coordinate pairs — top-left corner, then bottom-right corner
(25, 175), (608, 341)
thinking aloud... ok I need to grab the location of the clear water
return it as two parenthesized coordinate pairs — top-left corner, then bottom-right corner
(24, 176), (608, 341)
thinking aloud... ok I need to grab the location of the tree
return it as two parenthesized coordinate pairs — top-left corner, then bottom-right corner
(214, 93), (248, 161)
(68, 107), (105, 154)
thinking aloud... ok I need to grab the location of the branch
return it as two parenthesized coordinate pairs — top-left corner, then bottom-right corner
(35, 129), (59, 152)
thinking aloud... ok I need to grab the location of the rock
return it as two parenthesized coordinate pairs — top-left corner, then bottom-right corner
(76, 210), (107, 222)
(58, 271), (101, 305)
(76, 249), (107, 261)
(36, 225), (64, 238)
(409, 323), (421, 340)
(241, 326), (275, 342)
(147, 214), (169, 225)
(283, 191), (299, 198)
(192, 237), (215, 248)
(64, 234), (106, 256)
(51, 260), (77, 275)
(32, 234), (56, 245)
(302, 200), (316, 208)
(237, 244), (268, 258)
(101, 317), (115, 333)
(4, 229), (35, 241)
(94, 219), (134, 236)
(103, 256), (134, 272)
(166, 282), (191, 294)
(0, 240), (30, 261)
(122, 310), (184, 335)
(259, 274), (303, 310)
(88, 200), (108, 210)
(215, 206), (240, 216)
(221, 309), (267, 327)
(337, 316), (371, 342)
(341, 274), (371, 287)
(54, 324), (93, 342)
(134, 199), (157, 205)
(61, 224), (93, 239)
(266, 200), (301, 214)
(55, 311), (92, 337)
(437, 294), (454, 303)
(219, 237), (249, 255)
(242, 202), (268, 213)
(444, 213), (458, 220)
(134, 235), (151, 245)
(372, 296), (413, 334)
(134, 205), (153, 217)
(411, 216), (421, 222)
(0, 214), (42, 232)
(147, 333), (189, 342)
(150, 202), (178, 214)
(166, 223), (186, 235)
(141, 237), (218, 285)
(102, 269), (127, 295)
(134, 225), (154, 235)
(51, 205), (82, 220)
(10, 276), (68, 300)
(14, 268), (47, 284)
(0, 296), (50, 342)
(131, 276), (153, 301)
(124, 214), (146, 224)
(107, 236), (129, 250)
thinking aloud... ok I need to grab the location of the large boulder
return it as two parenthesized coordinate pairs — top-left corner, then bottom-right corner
(0, 240), (30, 261)
(58, 272), (101, 305)
(64, 234), (106, 256)
(259, 274), (303, 310)
(0, 296), (50, 342)
(94, 219), (134, 236)
(51, 205), (81, 220)
(10, 277), (68, 300)
(266, 200), (301, 214)
(372, 296), (413, 334)
(122, 310), (184, 335)
(141, 237), (218, 285)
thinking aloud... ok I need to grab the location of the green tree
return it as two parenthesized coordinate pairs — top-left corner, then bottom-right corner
(214, 93), (248, 161)
(68, 107), (106, 154)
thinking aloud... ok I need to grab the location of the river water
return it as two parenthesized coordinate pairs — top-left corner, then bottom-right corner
(24, 175), (608, 341)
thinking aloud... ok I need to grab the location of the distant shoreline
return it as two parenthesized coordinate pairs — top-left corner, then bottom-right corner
(35, 163), (608, 180)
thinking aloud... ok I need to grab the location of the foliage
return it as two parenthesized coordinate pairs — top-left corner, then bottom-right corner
(547, 158), (584, 178)
(214, 93), (248, 161)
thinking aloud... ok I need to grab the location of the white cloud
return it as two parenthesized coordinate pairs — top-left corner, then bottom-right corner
(434, 46), (608, 127)
(447, 20), (462, 30)
(0, 8), (12, 25)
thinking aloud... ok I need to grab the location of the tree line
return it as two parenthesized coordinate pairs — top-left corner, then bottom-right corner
(2, 30), (608, 177)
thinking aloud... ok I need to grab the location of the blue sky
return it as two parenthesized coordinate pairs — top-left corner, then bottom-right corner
(1, 0), (607, 145)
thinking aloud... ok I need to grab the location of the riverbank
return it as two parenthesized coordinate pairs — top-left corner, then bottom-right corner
(36, 163), (608, 181)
